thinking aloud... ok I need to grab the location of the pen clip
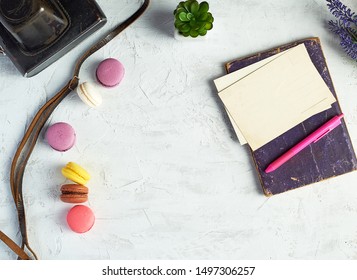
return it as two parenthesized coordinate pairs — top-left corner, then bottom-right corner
(313, 129), (331, 143)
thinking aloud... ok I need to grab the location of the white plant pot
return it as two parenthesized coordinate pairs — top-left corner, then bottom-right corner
(174, 29), (207, 41)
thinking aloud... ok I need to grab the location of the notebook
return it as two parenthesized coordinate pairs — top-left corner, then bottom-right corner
(224, 37), (357, 196)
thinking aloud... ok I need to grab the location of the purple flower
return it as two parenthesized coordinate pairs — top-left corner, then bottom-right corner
(327, 0), (357, 60)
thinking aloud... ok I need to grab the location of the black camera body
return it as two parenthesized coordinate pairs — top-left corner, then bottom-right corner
(0, 0), (107, 77)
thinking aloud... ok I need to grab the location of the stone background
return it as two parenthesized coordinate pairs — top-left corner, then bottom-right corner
(1, 0), (357, 259)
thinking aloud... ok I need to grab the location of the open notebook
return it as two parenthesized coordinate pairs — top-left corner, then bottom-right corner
(223, 37), (357, 195)
(215, 44), (336, 150)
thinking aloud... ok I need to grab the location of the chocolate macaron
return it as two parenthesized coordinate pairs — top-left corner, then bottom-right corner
(60, 184), (88, 203)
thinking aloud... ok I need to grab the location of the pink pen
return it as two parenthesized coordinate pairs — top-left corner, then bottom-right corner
(265, 114), (344, 173)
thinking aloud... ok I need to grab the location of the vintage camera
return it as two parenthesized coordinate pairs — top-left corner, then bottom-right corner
(0, 0), (107, 77)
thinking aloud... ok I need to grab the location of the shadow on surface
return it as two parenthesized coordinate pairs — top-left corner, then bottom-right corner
(147, 9), (175, 38)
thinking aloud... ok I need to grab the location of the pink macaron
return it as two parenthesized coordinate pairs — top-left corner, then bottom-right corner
(45, 122), (76, 152)
(96, 58), (125, 87)
(67, 205), (95, 233)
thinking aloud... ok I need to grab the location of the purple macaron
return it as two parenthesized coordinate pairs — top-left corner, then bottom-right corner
(96, 58), (125, 87)
(45, 122), (76, 152)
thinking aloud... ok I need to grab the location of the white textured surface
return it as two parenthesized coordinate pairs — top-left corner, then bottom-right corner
(1, 0), (357, 260)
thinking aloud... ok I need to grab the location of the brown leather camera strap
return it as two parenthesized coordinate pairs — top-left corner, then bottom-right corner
(0, 0), (150, 260)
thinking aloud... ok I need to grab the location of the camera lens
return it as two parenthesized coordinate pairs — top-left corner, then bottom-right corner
(0, 0), (69, 53)
(0, 0), (33, 23)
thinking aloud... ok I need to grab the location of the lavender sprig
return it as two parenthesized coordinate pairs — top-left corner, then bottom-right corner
(326, 0), (357, 61)
(327, 0), (356, 27)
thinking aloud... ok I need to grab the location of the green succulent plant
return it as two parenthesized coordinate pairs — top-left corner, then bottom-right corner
(174, 0), (214, 38)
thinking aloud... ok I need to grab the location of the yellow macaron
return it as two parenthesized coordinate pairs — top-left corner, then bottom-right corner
(61, 162), (90, 185)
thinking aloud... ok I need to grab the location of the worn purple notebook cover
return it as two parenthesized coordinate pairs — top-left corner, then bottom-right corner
(226, 37), (357, 196)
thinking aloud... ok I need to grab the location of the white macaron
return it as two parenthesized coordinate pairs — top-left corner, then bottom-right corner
(76, 82), (102, 108)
